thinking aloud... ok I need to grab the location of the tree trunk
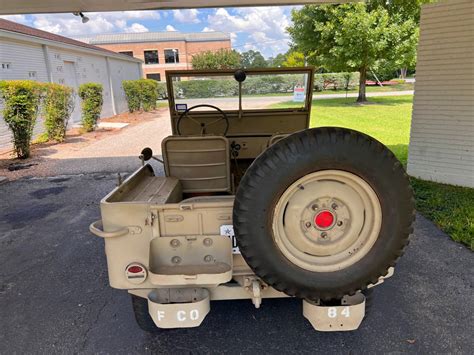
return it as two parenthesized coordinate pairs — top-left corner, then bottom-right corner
(400, 68), (408, 79)
(357, 67), (367, 103)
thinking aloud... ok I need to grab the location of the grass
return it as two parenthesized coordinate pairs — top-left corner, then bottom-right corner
(272, 95), (473, 250)
(272, 95), (413, 165)
(411, 178), (474, 250)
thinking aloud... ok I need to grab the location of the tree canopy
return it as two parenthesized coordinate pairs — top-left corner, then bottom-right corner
(282, 51), (305, 67)
(288, 3), (419, 102)
(266, 53), (287, 67)
(368, 0), (436, 23)
(191, 49), (241, 70)
(241, 50), (268, 68)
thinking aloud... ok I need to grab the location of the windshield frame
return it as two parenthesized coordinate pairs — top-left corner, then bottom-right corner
(165, 67), (315, 117)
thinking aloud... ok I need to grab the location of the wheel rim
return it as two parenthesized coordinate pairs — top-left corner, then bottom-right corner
(272, 170), (382, 272)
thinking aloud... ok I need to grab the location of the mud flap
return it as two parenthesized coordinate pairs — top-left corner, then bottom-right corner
(303, 293), (365, 331)
(147, 288), (210, 328)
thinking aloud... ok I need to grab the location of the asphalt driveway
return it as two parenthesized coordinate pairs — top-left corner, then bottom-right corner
(0, 173), (472, 354)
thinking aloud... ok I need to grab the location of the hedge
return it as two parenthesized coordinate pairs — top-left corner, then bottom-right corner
(313, 72), (360, 91)
(0, 80), (43, 158)
(43, 83), (75, 142)
(123, 79), (159, 112)
(78, 83), (103, 132)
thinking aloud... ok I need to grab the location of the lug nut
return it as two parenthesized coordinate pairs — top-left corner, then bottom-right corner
(311, 204), (318, 211)
(171, 256), (181, 264)
(331, 203), (338, 210)
(203, 238), (213, 246)
(321, 232), (328, 239)
(204, 255), (213, 263)
(170, 239), (180, 248)
(305, 222), (312, 228)
(337, 221), (343, 226)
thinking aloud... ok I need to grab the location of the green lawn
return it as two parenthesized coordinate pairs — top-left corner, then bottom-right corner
(411, 178), (473, 250)
(272, 95), (474, 250)
(310, 96), (412, 166)
(273, 95), (413, 165)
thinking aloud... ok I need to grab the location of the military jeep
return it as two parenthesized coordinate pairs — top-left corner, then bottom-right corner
(90, 67), (414, 332)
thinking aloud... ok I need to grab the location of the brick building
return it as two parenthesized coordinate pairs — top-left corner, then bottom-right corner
(78, 32), (231, 81)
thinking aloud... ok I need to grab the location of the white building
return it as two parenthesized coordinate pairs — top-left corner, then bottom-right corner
(407, 0), (474, 188)
(0, 19), (142, 151)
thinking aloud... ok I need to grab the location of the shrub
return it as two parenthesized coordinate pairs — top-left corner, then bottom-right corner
(78, 83), (103, 132)
(140, 79), (159, 111)
(122, 80), (141, 112)
(368, 63), (398, 82)
(157, 82), (168, 99)
(314, 72), (359, 91)
(43, 83), (75, 142)
(0, 80), (43, 158)
(122, 79), (159, 112)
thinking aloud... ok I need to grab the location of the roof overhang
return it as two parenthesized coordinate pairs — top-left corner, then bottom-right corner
(0, 29), (143, 63)
(0, 0), (352, 15)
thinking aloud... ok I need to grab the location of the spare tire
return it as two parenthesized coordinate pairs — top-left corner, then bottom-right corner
(233, 127), (414, 301)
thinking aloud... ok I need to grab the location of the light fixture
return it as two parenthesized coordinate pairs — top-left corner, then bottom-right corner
(73, 12), (89, 24)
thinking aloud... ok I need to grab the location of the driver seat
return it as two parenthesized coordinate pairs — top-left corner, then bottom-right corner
(161, 135), (232, 193)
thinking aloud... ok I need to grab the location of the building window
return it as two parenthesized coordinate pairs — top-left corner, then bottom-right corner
(144, 50), (159, 64)
(164, 49), (179, 64)
(146, 73), (161, 81)
(1, 62), (11, 70)
(119, 51), (134, 57)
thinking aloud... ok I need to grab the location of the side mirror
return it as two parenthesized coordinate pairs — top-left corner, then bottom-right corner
(140, 147), (153, 161)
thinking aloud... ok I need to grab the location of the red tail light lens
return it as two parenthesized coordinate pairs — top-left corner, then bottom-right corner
(127, 265), (144, 273)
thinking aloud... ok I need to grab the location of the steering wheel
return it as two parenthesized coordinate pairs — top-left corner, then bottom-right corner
(176, 104), (229, 136)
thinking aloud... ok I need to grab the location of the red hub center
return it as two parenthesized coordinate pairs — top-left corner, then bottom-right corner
(314, 210), (335, 229)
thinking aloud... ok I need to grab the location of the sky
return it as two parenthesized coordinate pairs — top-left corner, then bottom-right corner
(1, 7), (298, 58)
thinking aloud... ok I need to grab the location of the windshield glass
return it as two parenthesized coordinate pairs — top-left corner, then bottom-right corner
(241, 72), (308, 110)
(167, 69), (311, 113)
(173, 75), (239, 111)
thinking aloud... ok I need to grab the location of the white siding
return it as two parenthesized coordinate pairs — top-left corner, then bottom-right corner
(109, 58), (142, 114)
(0, 35), (140, 152)
(0, 38), (49, 149)
(407, 0), (474, 188)
(47, 48), (114, 118)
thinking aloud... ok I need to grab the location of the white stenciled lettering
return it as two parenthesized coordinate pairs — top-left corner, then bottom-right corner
(327, 307), (337, 318)
(190, 309), (199, 320)
(177, 310), (186, 321)
(157, 310), (165, 321)
(341, 307), (350, 318)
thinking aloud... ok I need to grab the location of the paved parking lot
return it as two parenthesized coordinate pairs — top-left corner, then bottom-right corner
(0, 173), (473, 354)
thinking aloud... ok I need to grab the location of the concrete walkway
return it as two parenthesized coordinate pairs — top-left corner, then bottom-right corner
(0, 110), (171, 179)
